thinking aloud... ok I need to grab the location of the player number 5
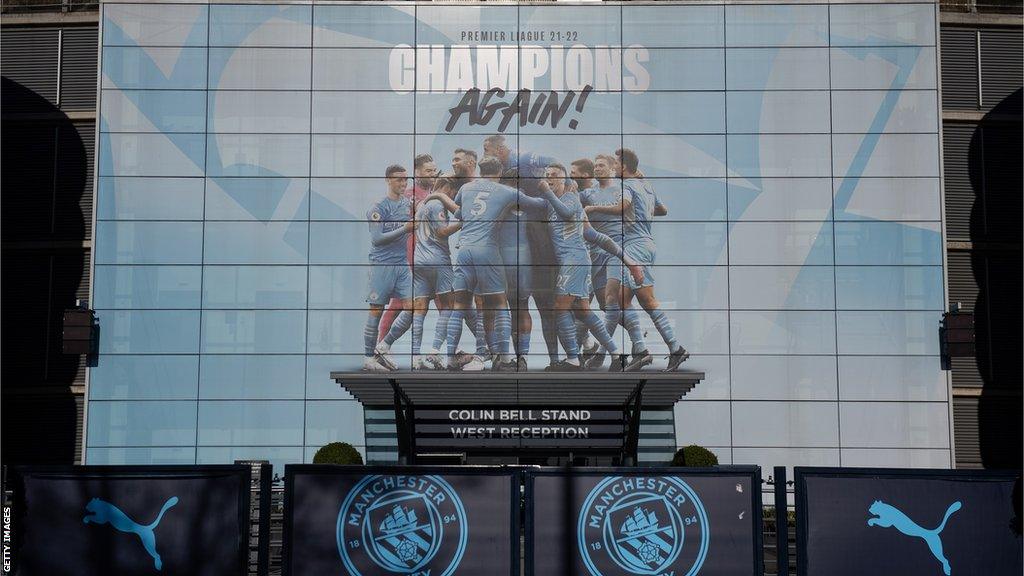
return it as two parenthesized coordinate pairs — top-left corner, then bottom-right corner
(470, 192), (490, 216)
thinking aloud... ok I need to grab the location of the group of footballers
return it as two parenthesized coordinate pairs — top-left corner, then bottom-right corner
(360, 134), (690, 372)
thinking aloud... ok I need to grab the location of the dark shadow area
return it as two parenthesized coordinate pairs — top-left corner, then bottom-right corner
(968, 88), (1023, 470)
(1, 76), (88, 465)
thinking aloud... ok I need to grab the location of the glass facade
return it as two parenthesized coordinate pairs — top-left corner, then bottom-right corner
(89, 1), (948, 471)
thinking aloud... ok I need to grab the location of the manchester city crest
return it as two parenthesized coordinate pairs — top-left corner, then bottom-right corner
(337, 475), (468, 576)
(578, 476), (709, 576)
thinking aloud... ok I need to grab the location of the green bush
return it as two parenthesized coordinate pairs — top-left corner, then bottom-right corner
(313, 442), (363, 465)
(670, 445), (719, 467)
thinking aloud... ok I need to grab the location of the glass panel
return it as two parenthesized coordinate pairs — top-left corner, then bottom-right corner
(86, 400), (197, 447)
(204, 222), (309, 265)
(624, 5), (724, 48)
(97, 310), (201, 354)
(840, 448), (949, 468)
(518, 92), (622, 135)
(727, 91), (830, 134)
(197, 400), (304, 445)
(727, 134), (832, 178)
(519, 5), (621, 47)
(415, 5), (516, 46)
(643, 49), (724, 91)
(202, 265), (308, 309)
(839, 402), (949, 449)
(725, 4), (828, 47)
(100, 133), (205, 177)
(839, 356), (947, 401)
(102, 47), (207, 90)
(201, 310), (307, 354)
(101, 89), (206, 133)
(207, 134), (310, 177)
(830, 46), (937, 90)
(311, 135), (414, 177)
(305, 355), (359, 399)
(209, 47), (310, 90)
(833, 134), (939, 177)
(830, 4), (936, 47)
(834, 221), (942, 265)
(623, 92), (725, 134)
(831, 90), (938, 134)
(199, 355), (305, 399)
(103, 4), (208, 47)
(316, 92), (414, 134)
(87, 447), (196, 465)
(730, 311), (837, 354)
(197, 446), (302, 476)
(97, 177), (205, 221)
(836, 311), (942, 355)
(205, 177), (309, 222)
(646, 223), (728, 265)
(94, 221), (204, 265)
(726, 48), (829, 90)
(88, 355), (199, 400)
(730, 266), (835, 310)
(313, 49), (395, 90)
(732, 402), (839, 447)
(620, 135), (726, 178)
(210, 4), (312, 47)
(835, 266), (944, 310)
(93, 265), (202, 309)
(729, 222), (833, 266)
(645, 179), (726, 221)
(674, 401), (731, 446)
(834, 178), (941, 222)
(314, 4), (415, 47)
(304, 400), (366, 446)
(728, 178), (832, 221)
(731, 356), (838, 400)
(208, 91), (310, 134)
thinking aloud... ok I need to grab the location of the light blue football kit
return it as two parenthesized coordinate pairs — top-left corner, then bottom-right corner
(579, 182), (623, 292)
(363, 195), (412, 359)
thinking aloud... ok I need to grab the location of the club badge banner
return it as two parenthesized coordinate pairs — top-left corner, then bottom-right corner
(795, 467), (1023, 576)
(4, 466), (252, 576)
(283, 465), (519, 576)
(525, 467), (763, 575)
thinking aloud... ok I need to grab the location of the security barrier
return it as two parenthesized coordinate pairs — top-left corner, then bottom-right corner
(525, 466), (764, 576)
(794, 467), (1022, 576)
(4, 465), (262, 576)
(282, 465), (520, 576)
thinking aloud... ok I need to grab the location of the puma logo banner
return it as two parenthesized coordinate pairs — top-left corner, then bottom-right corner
(867, 500), (961, 575)
(797, 468), (1022, 576)
(83, 496), (179, 571)
(8, 466), (251, 576)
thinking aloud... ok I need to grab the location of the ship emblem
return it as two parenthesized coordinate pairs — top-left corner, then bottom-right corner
(365, 495), (441, 573)
(578, 476), (709, 576)
(337, 475), (467, 576)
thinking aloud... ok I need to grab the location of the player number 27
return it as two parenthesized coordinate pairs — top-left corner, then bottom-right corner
(470, 192), (490, 216)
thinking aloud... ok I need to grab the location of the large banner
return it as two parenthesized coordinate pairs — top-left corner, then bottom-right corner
(4, 465), (252, 576)
(795, 467), (1023, 576)
(525, 467), (763, 575)
(283, 465), (519, 575)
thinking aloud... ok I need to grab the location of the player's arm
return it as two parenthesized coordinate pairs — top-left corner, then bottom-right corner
(368, 215), (411, 246)
(437, 222), (462, 239)
(520, 180), (575, 219)
(654, 197), (668, 217)
(584, 190), (631, 216)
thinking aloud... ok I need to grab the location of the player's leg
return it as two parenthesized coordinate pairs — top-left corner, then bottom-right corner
(363, 267), (392, 371)
(636, 284), (690, 370)
(573, 294), (618, 360)
(426, 269), (455, 369)
(548, 266), (585, 370)
(376, 297), (402, 343)
(375, 266), (414, 369)
(478, 261), (512, 368)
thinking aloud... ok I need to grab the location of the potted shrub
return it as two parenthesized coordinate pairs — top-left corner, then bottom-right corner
(313, 442), (363, 465)
(671, 445), (719, 467)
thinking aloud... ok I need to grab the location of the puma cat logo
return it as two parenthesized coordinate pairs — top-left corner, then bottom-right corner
(83, 496), (179, 571)
(867, 499), (962, 575)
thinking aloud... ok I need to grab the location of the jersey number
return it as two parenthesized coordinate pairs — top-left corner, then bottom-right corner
(470, 192), (491, 217)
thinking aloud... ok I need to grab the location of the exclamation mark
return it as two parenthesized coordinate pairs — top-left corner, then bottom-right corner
(567, 85), (593, 130)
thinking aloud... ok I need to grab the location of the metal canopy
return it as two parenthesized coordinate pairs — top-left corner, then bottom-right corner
(331, 371), (705, 406)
